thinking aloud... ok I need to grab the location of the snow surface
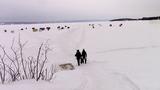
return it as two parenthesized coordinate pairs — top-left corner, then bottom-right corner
(0, 20), (160, 90)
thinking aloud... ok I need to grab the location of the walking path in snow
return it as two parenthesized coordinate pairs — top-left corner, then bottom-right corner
(76, 62), (140, 90)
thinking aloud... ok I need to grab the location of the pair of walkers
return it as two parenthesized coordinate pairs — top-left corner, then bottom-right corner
(75, 49), (87, 66)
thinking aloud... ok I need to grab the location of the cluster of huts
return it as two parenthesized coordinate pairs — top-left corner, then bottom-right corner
(57, 25), (70, 30)
(31, 25), (71, 32)
(89, 23), (123, 29)
(109, 23), (123, 27)
(2, 25), (71, 33)
(32, 27), (51, 32)
(4, 29), (15, 33)
(2, 23), (124, 33)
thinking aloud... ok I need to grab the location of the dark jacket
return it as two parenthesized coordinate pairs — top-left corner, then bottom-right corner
(82, 49), (87, 57)
(75, 50), (81, 59)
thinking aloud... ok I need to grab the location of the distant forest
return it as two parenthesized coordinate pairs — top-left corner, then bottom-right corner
(110, 16), (160, 21)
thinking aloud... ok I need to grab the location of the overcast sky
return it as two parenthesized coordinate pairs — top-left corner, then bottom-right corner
(0, 0), (159, 22)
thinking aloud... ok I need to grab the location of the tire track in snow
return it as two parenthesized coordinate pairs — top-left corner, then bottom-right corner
(77, 63), (140, 90)
(75, 27), (86, 49)
(53, 27), (83, 60)
(112, 72), (140, 90)
(74, 75), (89, 90)
(96, 45), (160, 54)
(55, 26), (86, 52)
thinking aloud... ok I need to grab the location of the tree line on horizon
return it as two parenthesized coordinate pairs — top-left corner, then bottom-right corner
(110, 16), (160, 21)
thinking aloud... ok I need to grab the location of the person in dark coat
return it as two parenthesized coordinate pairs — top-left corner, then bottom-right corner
(75, 50), (82, 66)
(82, 49), (87, 64)
(81, 55), (84, 64)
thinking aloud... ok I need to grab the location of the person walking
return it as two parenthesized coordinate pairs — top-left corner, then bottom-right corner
(82, 49), (87, 64)
(75, 50), (82, 66)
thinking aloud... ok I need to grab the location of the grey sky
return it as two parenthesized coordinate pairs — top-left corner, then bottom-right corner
(0, 0), (159, 22)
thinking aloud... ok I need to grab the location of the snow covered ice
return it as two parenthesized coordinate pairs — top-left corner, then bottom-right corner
(0, 20), (160, 90)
